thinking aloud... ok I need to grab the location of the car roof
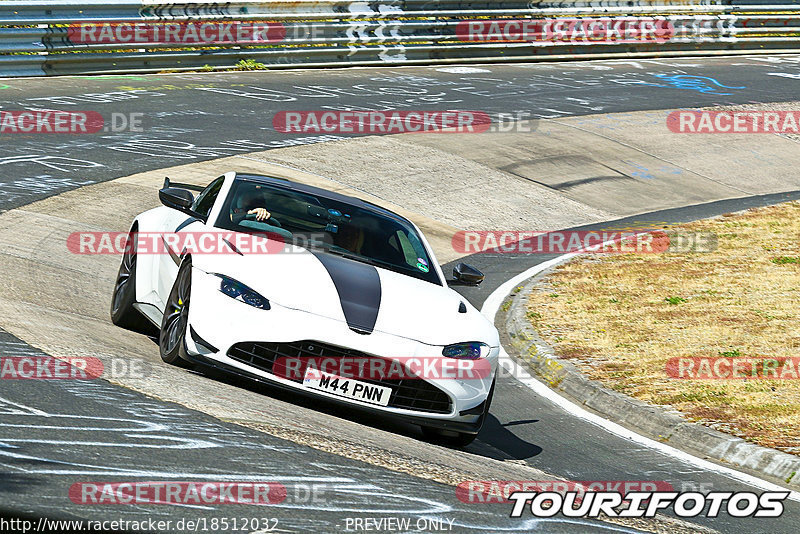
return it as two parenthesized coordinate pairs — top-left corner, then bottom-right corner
(234, 172), (411, 225)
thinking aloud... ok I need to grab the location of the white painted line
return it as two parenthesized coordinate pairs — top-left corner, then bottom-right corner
(434, 66), (491, 74)
(0, 395), (49, 416)
(480, 253), (800, 502)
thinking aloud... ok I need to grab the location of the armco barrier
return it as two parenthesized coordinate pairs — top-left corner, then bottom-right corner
(0, 1), (799, 76)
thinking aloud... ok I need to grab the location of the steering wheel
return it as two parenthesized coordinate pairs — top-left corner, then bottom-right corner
(244, 212), (282, 228)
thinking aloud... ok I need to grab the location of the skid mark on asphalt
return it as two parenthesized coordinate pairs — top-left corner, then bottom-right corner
(0, 331), (640, 531)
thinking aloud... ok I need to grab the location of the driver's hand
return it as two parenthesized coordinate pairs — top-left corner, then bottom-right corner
(247, 208), (270, 221)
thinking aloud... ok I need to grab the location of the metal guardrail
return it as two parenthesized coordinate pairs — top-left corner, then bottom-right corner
(1, 1), (799, 77)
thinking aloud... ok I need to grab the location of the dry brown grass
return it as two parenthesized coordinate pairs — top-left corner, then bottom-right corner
(526, 201), (800, 455)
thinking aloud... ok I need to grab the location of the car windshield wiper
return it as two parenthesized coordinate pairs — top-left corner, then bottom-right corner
(319, 245), (378, 265)
(319, 245), (400, 272)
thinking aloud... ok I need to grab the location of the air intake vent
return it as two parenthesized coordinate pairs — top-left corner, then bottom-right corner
(227, 341), (453, 414)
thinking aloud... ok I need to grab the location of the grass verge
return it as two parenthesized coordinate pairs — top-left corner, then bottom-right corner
(526, 201), (800, 454)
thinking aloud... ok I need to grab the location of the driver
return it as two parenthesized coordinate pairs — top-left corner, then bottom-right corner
(334, 222), (363, 254)
(231, 187), (271, 224)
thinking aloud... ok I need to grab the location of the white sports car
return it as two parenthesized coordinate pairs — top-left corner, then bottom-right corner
(111, 171), (499, 445)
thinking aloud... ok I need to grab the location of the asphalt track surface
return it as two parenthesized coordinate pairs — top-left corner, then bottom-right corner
(2, 57), (800, 532)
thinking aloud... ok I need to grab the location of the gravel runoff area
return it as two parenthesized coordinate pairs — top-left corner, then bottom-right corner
(526, 201), (800, 459)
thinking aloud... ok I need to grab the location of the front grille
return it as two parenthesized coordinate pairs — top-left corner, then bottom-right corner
(227, 341), (453, 414)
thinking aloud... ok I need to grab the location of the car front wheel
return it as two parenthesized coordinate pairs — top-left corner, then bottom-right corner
(159, 258), (192, 367)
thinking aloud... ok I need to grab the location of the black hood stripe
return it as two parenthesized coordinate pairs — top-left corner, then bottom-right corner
(312, 252), (381, 334)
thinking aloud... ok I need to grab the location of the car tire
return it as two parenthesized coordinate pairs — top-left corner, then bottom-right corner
(159, 258), (193, 367)
(110, 228), (155, 334)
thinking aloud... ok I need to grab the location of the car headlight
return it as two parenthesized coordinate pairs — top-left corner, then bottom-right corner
(442, 342), (489, 360)
(212, 274), (270, 310)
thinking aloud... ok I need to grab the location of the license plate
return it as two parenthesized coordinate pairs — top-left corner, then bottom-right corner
(303, 368), (392, 407)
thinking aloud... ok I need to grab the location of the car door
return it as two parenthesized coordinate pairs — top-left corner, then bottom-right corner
(156, 176), (225, 310)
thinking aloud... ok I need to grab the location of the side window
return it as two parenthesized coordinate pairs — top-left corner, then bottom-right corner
(191, 177), (225, 218)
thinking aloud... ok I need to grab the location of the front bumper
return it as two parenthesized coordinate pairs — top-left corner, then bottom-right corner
(183, 267), (498, 433)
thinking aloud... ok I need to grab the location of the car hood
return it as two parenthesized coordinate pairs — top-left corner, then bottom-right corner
(194, 246), (498, 347)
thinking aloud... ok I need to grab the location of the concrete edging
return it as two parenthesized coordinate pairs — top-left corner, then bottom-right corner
(499, 260), (800, 491)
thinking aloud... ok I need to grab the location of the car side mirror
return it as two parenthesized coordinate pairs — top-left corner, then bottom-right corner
(159, 187), (193, 210)
(449, 262), (485, 286)
(159, 187), (200, 218)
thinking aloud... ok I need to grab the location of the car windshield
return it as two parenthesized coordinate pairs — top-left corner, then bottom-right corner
(214, 178), (441, 285)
